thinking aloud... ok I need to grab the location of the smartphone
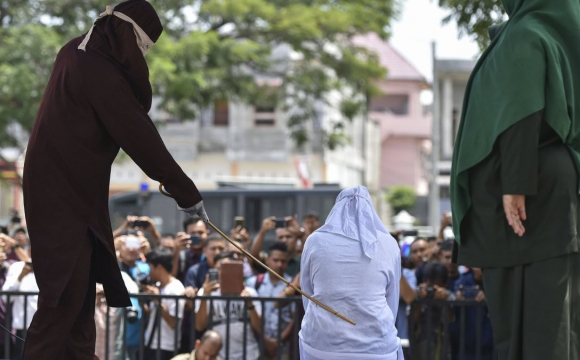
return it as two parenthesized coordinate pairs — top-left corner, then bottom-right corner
(274, 218), (286, 228)
(234, 216), (245, 229)
(189, 235), (201, 246)
(220, 261), (244, 295)
(208, 268), (219, 283)
(25, 262), (33, 271)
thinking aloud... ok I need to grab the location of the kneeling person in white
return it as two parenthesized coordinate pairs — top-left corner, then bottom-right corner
(299, 186), (403, 360)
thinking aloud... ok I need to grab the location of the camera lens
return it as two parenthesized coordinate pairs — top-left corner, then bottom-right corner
(126, 306), (139, 323)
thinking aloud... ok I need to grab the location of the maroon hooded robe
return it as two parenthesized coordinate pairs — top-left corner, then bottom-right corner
(23, 0), (202, 309)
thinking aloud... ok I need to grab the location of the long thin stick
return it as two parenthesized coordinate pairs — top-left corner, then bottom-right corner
(159, 184), (356, 326)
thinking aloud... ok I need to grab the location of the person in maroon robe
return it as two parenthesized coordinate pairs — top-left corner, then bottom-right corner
(21, 1), (208, 359)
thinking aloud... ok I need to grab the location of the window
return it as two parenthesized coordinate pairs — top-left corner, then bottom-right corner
(214, 101), (229, 126)
(370, 94), (410, 115)
(254, 106), (276, 126)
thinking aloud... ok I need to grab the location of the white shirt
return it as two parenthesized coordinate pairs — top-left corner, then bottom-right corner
(2, 261), (39, 330)
(195, 286), (262, 360)
(299, 231), (403, 360)
(145, 278), (186, 351)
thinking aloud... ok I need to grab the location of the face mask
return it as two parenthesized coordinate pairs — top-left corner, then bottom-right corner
(78, 5), (155, 56)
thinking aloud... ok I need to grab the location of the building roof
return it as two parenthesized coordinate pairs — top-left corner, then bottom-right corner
(354, 33), (426, 83)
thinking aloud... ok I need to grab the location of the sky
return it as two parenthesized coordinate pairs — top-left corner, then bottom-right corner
(389, 0), (481, 81)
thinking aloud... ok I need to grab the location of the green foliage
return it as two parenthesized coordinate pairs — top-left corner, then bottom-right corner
(438, 0), (506, 51)
(0, 0), (399, 148)
(386, 185), (417, 214)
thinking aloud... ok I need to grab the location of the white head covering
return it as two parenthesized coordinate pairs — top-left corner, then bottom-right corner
(78, 5), (154, 56)
(317, 185), (388, 259)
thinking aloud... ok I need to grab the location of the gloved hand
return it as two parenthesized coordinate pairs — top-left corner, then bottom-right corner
(177, 200), (209, 224)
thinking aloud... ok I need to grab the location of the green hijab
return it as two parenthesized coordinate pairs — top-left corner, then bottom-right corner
(451, 0), (580, 245)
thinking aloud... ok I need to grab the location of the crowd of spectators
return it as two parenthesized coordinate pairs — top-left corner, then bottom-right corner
(395, 212), (494, 360)
(0, 208), (493, 360)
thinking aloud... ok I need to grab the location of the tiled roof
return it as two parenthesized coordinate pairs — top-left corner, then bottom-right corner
(354, 33), (426, 82)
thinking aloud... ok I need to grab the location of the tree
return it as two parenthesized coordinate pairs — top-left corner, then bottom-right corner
(0, 0), (400, 150)
(386, 185), (417, 214)
(438, 0), (505, 50)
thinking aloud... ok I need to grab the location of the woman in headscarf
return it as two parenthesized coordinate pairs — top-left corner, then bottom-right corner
(22, 1), (207, 359)
(451, 0), (580, 359)
(299, 186), (403, 360)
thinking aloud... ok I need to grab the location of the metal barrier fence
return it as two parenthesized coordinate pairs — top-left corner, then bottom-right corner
(0, 292), (496, 360)
(0, 291), (303, 360)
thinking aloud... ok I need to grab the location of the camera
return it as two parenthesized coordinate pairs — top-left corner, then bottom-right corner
(126, 306), (139, 323)
(426, 286), (435, 299)
(274, 218), (288, 229)
(131, 220), (148, 229)
(135, 272), (153, 288)
(189, 235), (201, 246)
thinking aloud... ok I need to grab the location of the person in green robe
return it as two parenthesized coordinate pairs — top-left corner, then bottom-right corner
(450, 0), (580, 359)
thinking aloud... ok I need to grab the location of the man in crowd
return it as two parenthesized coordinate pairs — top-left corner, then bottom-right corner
(144, 248), (186, 360)
(195, 252), (262, 360)
(227, 238), (254, 279)
(160, 233), (176, 251)
(413, 262), (455, 360)
(2, 245), (38, 359)
(184, 234), (227, 290)
(173, 216), (210, 283)
(180, 234), (226, 352)
(439, 240), (460, 292)
(251, 216), (302, 277)
(114, 215), (162, 248)
(116, 231), (150, 359)
(451, 267), (494, 360)
(171, 330), (223, 360)
(410, 238), (429, 284)
(247, 242), (295, 360)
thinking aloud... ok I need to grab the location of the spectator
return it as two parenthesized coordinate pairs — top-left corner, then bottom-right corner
(230, 225), (252, 252)
(2, 246), (38, 360)
(181, 234), (226, 353)
(170, 330), (223, 360)
(301, 212), (320, 238)
(173, 216), (210, 283)
(114, 215), (162, 248)
(247, 242), (295, 360)
(0, 248), (10, 356)
(439, 240), (459, 292)
(410, 238), (429, 284)
(451, 267), (493, 360)
(144, 249), (186, 360)
(251, 216), (302, 277)
(117, 231), (151, 359)
(159, 233), (176, 251)
(413, 262), (455, 360)
(184, 235), (227, 291)
(1, 231), (30, 263)
(397, 264), (418, 342)
(195, 252), (262, 360)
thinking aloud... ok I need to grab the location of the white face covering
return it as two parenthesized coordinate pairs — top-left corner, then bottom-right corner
(78, 5), (155, 56)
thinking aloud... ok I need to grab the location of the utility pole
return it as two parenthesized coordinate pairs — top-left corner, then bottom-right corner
(429, 42), (441, 232)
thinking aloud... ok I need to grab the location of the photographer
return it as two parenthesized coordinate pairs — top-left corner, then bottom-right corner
(117, 231), (151, 359)
(1, 231), (30, 263)
(450, 267), (493, 360)
(180, 234), (226, 353)
(114, 215), (161, 248)
(247, 242), (295, 360)
(173, 216), (210, 283)
(413, 262), (455, 360)
(2, 245), (37, 360)
(143, 248), (186, 360)
(195, 252), (262, 360)
(251, 216), (302, 277)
